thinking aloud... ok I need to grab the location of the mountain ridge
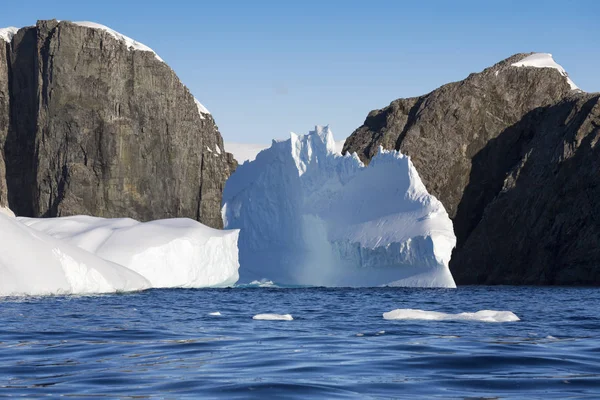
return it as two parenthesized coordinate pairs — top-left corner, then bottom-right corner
(344, 52), (599, 285)
(0, 19), (235, 228)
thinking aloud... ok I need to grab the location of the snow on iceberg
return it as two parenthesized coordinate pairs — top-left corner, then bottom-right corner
(20, 216), (240, 289)
(0, 213), (149, 297)
(383, 309), (520, 323)
(511, 53), (579, 91)
(222, 125), (456, 287)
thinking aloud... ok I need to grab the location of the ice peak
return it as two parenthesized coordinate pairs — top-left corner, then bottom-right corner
(511, 53), (580, 91)
(309, 125), (337, 154)
(0, 27), (19, 43)
(289, 125), (337, 176)
(73, 21), (164, 62)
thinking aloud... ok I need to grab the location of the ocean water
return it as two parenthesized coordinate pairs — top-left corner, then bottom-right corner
(1, 286), (599, 399)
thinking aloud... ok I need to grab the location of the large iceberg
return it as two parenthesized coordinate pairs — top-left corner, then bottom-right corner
(222, 126), (456, 287)
(20, 216), (240, 289)
(0, 212), (150, 296)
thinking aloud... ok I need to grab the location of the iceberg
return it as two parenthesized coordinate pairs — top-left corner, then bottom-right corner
(20, 216), (240, 289)
(222, 126), (456, 287)
(0, 213), (150, 296)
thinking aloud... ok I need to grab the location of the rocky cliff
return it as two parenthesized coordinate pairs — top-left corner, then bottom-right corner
(0, 20), (235, 228)
(344, 53), (600, 285)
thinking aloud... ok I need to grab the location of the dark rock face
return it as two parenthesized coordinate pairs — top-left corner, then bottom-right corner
(344, 53), (600, 285)
(0, 20), (235, 228)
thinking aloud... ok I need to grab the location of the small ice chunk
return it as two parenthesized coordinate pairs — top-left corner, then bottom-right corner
(383, 309), (520, 322)
(253, 313), (293, 321)
(209, 312), (222, 316)
(248, 279), (276, 287)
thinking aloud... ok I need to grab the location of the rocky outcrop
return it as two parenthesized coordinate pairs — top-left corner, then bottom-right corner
(0, 20), (235, 228)
(344, 53), (600, 285)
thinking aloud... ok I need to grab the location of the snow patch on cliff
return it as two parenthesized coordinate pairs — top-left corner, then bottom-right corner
(194, 98), (210, 119)
(512, 53), (579, 91)
(20, 216), (240, 289)
(74, 21), (164, 62)
(0, 27), (18, 43)
(222, 125), (456, 287)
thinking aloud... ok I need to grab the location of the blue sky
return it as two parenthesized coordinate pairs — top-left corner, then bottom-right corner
(1, 0), (598, 143)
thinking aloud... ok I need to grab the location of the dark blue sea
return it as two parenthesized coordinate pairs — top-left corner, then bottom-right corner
(1, 286), (599, 399)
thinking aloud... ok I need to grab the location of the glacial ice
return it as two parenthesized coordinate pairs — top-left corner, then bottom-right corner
(222, 125), (456, 287)
(20, 216), (240, 289)
(0, 213), (150, 297)
(383, 309), (520, 322)
(253, 314), (294, 321)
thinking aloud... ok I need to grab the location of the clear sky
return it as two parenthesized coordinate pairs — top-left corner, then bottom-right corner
(1, 0), (598, 144)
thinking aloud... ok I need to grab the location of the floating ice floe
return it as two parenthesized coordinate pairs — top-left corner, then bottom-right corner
(222, 125), (456, 287)
(253, 314), (294, 321)
(383, 309), (520, 322)
(19, 215), (240, 290)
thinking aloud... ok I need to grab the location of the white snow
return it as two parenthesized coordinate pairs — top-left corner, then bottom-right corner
(73, 21), (164, 62)
(222, 125), (456, 287)
(215, 145), (222, 155)
(0, 213), (150, 297)
(194, 98), (210, 119)
(253, 314), (294, 321)
(383, 309), (520, 322)
(20, 215), (240, 289)
(511, 53), (579, 91)
(0, 27), (18, 43)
